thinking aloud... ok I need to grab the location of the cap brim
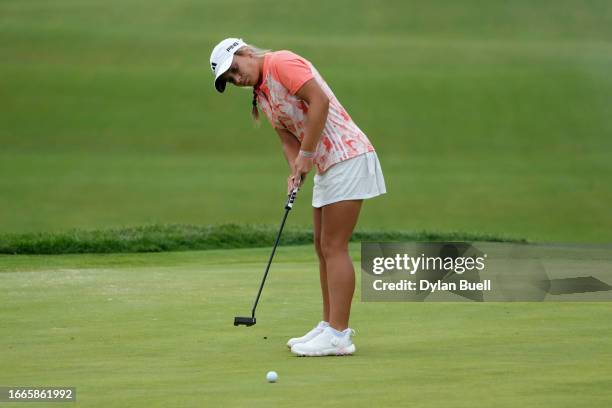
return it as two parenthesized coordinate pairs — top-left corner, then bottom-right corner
(213, 58), (232, 93)
(215, 78), (227, 93)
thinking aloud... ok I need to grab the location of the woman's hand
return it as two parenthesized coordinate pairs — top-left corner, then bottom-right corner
(287, 173), (306, 194)
(291, 153), (314, 190)
(287, 174), (296, 194)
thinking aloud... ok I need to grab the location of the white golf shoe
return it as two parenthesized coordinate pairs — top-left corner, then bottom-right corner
(291, 326), (356, 356)
(286, 321), (329, 348)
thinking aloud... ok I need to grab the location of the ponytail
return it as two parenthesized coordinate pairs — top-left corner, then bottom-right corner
(251, 89), (260, 126)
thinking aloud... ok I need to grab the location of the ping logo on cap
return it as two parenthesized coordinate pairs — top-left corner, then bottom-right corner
(226, 41), (240, 52)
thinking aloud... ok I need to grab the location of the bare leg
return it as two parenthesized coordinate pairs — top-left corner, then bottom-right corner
(321, 200), (363, 331)
(313, 206), (329, 322)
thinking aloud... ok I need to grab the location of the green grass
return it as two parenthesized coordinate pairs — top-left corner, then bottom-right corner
(0, 223), (525, 254)
(1, 2), (612, 404)
(1, 245), (611, 407)
(1, 1), (612, 241)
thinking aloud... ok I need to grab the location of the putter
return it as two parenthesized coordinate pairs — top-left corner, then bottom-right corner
(234, 183), (300, 327)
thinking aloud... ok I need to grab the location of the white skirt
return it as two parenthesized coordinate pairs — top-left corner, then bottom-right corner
(312, 151), (387, 208)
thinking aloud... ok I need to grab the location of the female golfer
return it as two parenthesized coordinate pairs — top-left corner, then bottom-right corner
(210, 38), (386, 356)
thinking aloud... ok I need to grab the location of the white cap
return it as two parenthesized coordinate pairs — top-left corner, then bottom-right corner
(210, 38), (246, 93)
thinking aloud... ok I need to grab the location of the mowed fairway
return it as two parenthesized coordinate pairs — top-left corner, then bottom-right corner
(2, 244), (611, 407)
(2, 1), (612, 241)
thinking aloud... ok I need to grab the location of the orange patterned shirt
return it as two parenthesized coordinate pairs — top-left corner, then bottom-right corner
(254, 51), (375, 174)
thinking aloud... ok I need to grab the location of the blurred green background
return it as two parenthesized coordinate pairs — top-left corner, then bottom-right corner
(1, 0), (611, 241)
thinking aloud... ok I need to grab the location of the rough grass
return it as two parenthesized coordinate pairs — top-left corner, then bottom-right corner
(0, 223), (525, 255)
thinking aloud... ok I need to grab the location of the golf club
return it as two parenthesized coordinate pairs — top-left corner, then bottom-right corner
(234, 183), (300, 326)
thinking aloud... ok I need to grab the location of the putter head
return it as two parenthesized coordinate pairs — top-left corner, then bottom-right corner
(234, 316), (256, 326)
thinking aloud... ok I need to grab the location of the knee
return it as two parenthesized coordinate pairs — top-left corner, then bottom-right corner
(314, 235), (324, 260)
(320, 238), (348, 260)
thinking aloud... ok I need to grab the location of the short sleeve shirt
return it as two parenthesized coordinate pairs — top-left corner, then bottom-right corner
(254, 51), (375, 174)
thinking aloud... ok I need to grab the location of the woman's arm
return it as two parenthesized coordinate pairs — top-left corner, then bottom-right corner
(292, 79), (329, 186)
(275, 127), (301, 169)
(296, 79), (330, 153)
(275, 127), (302, 193)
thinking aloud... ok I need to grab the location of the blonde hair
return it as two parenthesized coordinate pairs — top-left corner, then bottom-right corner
(235, 44), (271, 125)
(236, 44), (271, 58)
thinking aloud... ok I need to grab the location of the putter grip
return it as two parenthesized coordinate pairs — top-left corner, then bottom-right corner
(285, 187), (299, 210)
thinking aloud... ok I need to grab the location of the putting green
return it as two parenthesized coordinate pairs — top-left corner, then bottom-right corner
(2, 244), (611, 407)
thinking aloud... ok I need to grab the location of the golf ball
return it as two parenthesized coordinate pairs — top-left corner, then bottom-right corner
(266, 371), (278, 383)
